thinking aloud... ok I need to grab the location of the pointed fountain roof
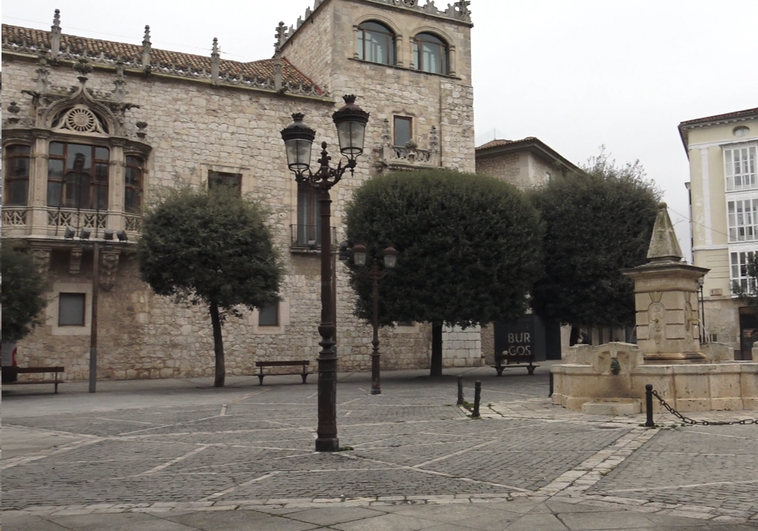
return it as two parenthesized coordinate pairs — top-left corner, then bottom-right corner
(647, 203), (683, 263)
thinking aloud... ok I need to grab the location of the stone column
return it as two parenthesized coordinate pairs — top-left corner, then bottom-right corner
(624, 203), (709, 363)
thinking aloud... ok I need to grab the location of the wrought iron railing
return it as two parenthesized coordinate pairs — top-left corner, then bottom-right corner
(290, 225), (338, 249)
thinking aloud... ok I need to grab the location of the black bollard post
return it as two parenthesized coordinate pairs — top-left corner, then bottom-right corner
(645, 384), (655, 428)
(549, 371), (554, 397)
(457, 376), (464, 406)
(472, 380), (481, 418)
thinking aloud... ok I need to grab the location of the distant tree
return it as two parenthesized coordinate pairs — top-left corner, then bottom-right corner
(529, 148), (660, 329)
(138, 185), (284, 387)
(345, 169), (543, 376)
(1, 243), (48, 342)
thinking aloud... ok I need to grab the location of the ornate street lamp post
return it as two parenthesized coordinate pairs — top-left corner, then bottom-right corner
(281, 95), (369, 452)
(64, 227), (127, 393)
(352, 244), (398, 395)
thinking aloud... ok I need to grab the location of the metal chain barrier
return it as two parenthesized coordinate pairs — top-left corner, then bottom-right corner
(646, 384), (758, 426)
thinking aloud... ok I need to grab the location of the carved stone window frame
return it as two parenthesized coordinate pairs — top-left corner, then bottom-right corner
(48, 282), (93, 336)
(248, 297), (291, 335)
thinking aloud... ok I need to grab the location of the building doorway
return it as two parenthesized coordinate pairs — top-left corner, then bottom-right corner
(738, 307), (757, 360)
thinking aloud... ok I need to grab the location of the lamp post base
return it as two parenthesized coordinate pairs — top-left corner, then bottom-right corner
(315, 438), (340, 452)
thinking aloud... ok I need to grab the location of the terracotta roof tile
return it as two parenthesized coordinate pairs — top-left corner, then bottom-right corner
(2, 24), (319, 92)
(475, 136), (579, 173)
(476, 137), (538, 150)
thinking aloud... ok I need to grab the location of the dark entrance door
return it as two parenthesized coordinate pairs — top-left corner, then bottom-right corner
(738, 307), (757, 360)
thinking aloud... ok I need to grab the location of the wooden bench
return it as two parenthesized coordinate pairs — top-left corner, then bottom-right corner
(255, 360), (310, 385)
(2, 366), (65, 393)
(491, 357), (539, 376)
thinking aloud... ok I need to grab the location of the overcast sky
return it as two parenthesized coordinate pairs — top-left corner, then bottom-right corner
(4, 0), (758, 259)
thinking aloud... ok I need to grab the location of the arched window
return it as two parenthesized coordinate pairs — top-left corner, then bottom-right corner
(4, 145), (31, 206)
(414, 33), (448, 74)
(357, 21), (395, 65)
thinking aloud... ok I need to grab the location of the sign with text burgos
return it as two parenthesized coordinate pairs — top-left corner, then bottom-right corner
(498, 317), (535, 364)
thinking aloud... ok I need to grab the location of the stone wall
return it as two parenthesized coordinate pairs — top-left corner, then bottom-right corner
(476, 152), (523, 184)
(442, 325), (484, 367)
(476, 151), (556, 189)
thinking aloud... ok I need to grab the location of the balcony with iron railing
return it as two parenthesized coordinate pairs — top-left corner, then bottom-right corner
(289, 224), (338, 252)
(376, 120), (441, 172)
(1, 205), (141, 239)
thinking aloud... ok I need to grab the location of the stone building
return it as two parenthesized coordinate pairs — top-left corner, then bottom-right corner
(475, 136), (578, 190)
(475, 136), (579, 362)
(1, 0), (480, 380)
(680, 107), (758, 359)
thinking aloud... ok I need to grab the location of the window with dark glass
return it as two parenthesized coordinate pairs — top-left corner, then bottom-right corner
(357, 21), (395, 65)
(47, 142), (110, 209)
(297, 183), (320, 246)
(59, 293), (86, 326)
(394, 117), (412, 147)
(208, 170), (242, 193)
(125, 155), (144, 213)
(258, 301), (279, 327)
(4, 145), (31, 206)
(414, 33), (448, 74)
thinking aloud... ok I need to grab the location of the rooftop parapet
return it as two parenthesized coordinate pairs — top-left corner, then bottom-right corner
(277, 0), (472, 50)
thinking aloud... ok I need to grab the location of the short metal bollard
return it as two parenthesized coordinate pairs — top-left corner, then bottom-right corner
(645, 384), (655, 427)
(457, 376), (464, 406)
(548, 372), (554, 397)
(472, 380), (481, 418)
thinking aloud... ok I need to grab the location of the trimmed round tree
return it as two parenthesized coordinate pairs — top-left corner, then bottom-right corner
(528, 152), (660, 331)
(345, 169), (543, 376)
(1, 243), (48, 342)
(138, 185), (284, 387)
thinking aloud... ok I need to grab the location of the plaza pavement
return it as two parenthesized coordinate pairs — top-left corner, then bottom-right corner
(2, 362), (757, 530)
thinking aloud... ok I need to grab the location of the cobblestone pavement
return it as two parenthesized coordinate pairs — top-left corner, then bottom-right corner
(2, 365), (757, 530)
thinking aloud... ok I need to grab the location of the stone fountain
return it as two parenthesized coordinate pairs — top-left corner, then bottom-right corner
(551, 203), (758, 414)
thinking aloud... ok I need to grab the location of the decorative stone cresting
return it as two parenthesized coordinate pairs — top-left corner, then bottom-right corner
(3, 10), (323, 98)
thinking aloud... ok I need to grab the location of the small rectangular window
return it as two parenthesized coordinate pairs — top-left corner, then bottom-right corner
(59, 293), (86, 326)
(258, 302), (279, 327)
(394, 117), (412, 147)
(208, 170), (242, 193)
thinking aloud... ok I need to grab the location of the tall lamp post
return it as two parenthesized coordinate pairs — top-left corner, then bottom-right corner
(64, 227), (127, 393)
(351, 244), (398, 395)
(281, 95), (369, 452)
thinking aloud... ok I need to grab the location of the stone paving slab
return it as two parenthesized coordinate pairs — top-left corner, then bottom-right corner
(2, 366), (758, 530)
